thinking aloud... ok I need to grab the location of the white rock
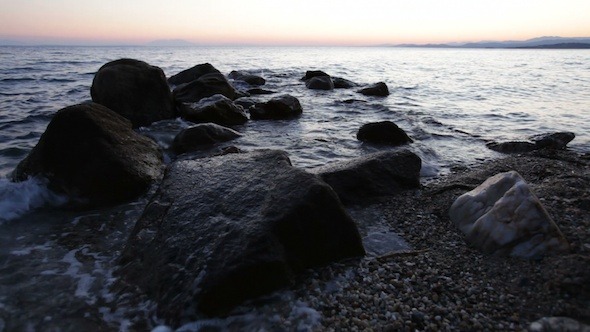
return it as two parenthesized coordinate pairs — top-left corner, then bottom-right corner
(449, 171), (569, 258)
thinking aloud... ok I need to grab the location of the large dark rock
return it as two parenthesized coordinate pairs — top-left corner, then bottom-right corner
(172, 123), (241, 154)
(358, 82), (390, 97)
(168, 63), (221, 86)
(118, 150), (364, 322)
(249, 95), (303, 120)
(90, 58), (175, 128)
(228, 70), (266, 86)
(313, 150), (421, 205)
(357, 121), (413, 145)
(178, 94), (248, 126)
(173, 73), (238, 103)
(13, 103), (163, 206)
(305, 76), (334, 90)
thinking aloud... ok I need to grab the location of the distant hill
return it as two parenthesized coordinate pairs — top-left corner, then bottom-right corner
(389, 36), (590, 49)
(146, 39), (197, 47)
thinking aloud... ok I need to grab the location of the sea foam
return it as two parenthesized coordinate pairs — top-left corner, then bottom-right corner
(0, 177), (67, 222)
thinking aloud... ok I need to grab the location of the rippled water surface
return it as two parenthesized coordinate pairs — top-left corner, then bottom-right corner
(0, 46), (589, 330)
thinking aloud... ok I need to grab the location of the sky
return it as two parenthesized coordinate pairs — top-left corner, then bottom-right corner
(1, 0), (589, 46)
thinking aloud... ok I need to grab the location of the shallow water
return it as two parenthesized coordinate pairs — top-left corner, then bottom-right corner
(0, 46), (589, 330)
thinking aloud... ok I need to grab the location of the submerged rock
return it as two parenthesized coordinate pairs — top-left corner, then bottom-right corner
(357, 121), (413, 146)
(333, 77), (357, 89)
(486, 141), (537, 153)
(247, 88), (275, 95)
(13, 103), (163, 207)
(168, 63), (221, 86)
(178, 94), (248, 126)
(173, 72), (238, 103)
(313, 150), (422, 205)
(449, 171), (569, 258)
(249, 95), (303, 120)
(172, 123), (241, 154)
(358, 82), (390, 97)
(90, 58), (175, 128)
(118, 150), (364, 322)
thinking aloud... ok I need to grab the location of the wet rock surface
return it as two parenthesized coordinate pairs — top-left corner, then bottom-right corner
(178, 94), (248, 126)
(487, 131), (576, 153)
(13, 103), (163, 207)
(118, 150), (365, 322)
(313, 150), (422, 205)
(357, 120), (413, 145)
(249, 95), (303, 120)
(172, 123), (242, 154)
(168, 63), (221, 86)
(358, 82), (390, 96)
(173, 72), (239, 103)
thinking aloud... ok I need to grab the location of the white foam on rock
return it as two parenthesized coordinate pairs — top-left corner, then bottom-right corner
(449, 170), (569, 258)
(0, 177), (67, 222)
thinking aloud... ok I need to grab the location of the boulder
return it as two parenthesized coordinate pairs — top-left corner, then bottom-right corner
(487, 132), (575, 154)
(249, 95), (303, 120)
(357, 121), (413, 145)
(172, 123), (241, 154)
(301, 70), (330, 81)
(168, 63), (221, 86)
(305, 76), (334, 90)
(358, 82), (390, 97)
(178, 94), (248, 126)
(118, 150), (364, 322)
(228, 70), (266, 86)
(449, 171), (569, 258)
(531, 132), (575, 149)
(13, 103), (163, 207)
(173, 72), (238, 103)
(313, 150), (421, 205)
(90, 58), (175, 128)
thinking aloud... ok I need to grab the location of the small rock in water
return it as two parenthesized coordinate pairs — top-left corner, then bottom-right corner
(249, 95), (303, 120)
(531, 132), (575, 149)
(357, 121), (413, 146)
(178, 94), (248, 126)
(305, 76), (334, 90)
(358, 82), (390, 97)
(172, 123), (242, 154)
(228, 70), (266, 86)
(486, 141), (537, 154)
(449, 171), (569, 258)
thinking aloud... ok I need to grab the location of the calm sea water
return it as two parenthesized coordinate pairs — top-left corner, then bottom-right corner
(0, 46), (589, 330)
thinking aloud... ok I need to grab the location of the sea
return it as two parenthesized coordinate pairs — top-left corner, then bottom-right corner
(0, 46), (589, 331)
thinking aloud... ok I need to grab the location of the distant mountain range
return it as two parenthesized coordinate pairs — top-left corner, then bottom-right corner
(388, 36), (590, 49)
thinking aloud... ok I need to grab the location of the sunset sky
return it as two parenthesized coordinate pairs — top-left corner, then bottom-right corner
(1, 0), (589, 45)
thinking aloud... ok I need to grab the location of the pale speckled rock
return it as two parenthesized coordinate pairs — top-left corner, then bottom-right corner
(449, 171), (569, 258)
(529, 317), (590, 332)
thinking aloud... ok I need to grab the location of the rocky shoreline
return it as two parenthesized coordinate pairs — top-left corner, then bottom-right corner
(185, 149), (589, 331)
(281, 149), (589, 331)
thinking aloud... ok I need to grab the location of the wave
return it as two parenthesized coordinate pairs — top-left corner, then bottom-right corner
(0, 177), (67, 222)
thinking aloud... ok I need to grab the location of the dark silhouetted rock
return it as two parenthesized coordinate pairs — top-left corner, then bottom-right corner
(357, 121), (413, 145)
(178, 94), (248, 126)
(487, 141), (537, 153)
(333, 77), (357, 89)
(118, 150), (364, 322)
(168, 63), (221, 86)
(487, 132), (575, 154)
(90, 58), (175, 128)
(531, 132), (575, 149)
(306, 76), (334, 90)
(313, 150), (421, 205)
(358, 82), (390, 97)
(301, 70), (330, 81)
(173, 73), (238, 103)
(13, 103), (163, 207)
(228, 70), (266, 86)
(249, 95), (303, 120)
(172, 123), (241, 154)
(234, 97), (258, 109)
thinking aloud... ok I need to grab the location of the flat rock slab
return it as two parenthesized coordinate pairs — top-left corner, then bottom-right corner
(449, 170), (569, 258)
(118, 150), (364, 322)
(313, 150), (421, 205)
